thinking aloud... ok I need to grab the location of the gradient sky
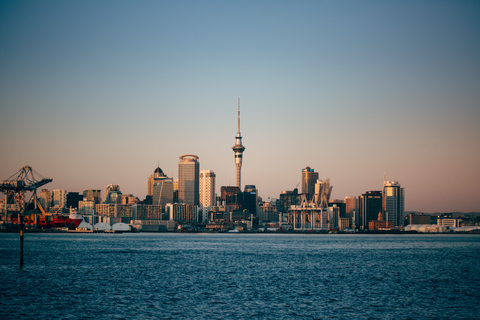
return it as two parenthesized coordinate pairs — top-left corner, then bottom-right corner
(1, 1), (479, 213)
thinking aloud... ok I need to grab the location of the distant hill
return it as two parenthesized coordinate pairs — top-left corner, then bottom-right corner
(406, 211), (480, 218)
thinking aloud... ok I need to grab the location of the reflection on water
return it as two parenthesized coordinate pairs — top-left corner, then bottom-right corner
(1, 233), (479, 319)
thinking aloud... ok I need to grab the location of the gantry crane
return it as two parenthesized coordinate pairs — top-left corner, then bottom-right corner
(0, 166), (52, 220)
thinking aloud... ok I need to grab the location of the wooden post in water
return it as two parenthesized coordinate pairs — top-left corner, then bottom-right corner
(19, 214), (24, 267)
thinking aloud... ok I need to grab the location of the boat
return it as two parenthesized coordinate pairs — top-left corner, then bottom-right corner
(14, 208), (84, 230)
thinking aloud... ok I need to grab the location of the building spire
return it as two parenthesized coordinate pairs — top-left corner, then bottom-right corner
(232, 98), (245, 189)
(238, 98), (241, 134)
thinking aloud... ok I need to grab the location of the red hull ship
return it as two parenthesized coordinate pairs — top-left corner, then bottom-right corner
(13, 211), (84, 230)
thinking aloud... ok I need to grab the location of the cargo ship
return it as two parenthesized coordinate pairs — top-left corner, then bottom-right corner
(13, 208), (84, 230)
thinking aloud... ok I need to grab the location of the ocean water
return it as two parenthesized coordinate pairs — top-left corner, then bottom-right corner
(0, 233), (479, 319)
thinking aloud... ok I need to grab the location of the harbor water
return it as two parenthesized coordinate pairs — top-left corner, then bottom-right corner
(1, 233), (479, 319)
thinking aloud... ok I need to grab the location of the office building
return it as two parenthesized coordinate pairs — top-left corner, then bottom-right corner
(147, 167), (167, 197)
(359, 191), (382, 230)
(232, 99), (245, 189)
(382, 180), (405, 227)
(152, 178), (173, 211)
(52, 189), (67, 209)
(178, 155), (200, 205)
(302, 167), (318, 200)
(200, 170), (216, 208)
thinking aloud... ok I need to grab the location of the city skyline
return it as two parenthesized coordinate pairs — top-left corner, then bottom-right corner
(1, 1), (479, 213)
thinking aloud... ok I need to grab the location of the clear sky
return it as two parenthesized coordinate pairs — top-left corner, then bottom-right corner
(1, 1), (479, 213)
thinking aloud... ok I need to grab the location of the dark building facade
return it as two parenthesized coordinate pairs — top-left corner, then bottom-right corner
(359, 191), (382, 230)
(278, 188), (299, 213)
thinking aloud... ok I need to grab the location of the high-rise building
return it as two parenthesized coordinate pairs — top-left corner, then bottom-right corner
(302, 167), (318, 201)
(152, 169), (173, 211)
(178, 155), (200, 205)
(200, 170), (216, 208)
(358, 191), (382, 230)
(147, 167), (167, 197)
(232, 99), (245, 189)
(52, 189), (67, 209)
(382, 180), (405, 227)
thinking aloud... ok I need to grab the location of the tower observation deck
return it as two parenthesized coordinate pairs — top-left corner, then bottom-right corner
(232, 98), (245, 189)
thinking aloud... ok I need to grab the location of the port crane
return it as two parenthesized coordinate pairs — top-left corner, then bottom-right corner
(0, 166), (52, 219)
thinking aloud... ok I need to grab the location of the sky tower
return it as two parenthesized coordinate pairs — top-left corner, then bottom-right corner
(232, 98), (245, 189)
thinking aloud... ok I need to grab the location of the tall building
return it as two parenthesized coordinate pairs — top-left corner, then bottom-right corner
(178, 155), (200, 205)
(302, 167), (318, 201)
(152, 178), (173, 211)
(147, 167), (167, 197)
(382, 180), (405, 227)
(52, 189), (67, 209)
(232, 98), (245, 189)
(200, 170), (216, 208)
(358, 191), (382, 230)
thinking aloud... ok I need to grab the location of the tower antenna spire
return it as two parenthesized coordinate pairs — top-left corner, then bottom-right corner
(238, 98), (241, 134)
(232, 98), (245, 189)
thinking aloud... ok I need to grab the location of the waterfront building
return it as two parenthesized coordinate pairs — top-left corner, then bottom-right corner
(200, 170), (216, 208)
(167, 203), (200, 225)
(437, 218), (460, 228)
(83, 189), (102, 204)
(302, 167), (318, 201)
(178, 155), (200, 205)
(232, 98), (245, 189)
(368, 212), (394, 230)
(408, 213), (431, 225)
(52, 189), (67, 209)
(382, 180), (405, 227)
(38, 189), (52, 211)
(359, 191), (382, 230)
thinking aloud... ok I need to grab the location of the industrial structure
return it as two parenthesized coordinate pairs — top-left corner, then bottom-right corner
(232, 98), (245, 189)
(1, 166), (53, 220)
(288, 178), (333, 231)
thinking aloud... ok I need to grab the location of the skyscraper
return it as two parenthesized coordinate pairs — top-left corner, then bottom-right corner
(302, 167), (318, 201)
(200, 170), (216, 208)
(383, 180), (405, 227)
(147, 167), (166, 197)
(152, 178), (173, 211)
(178, 155), (200, 205)
(358, 191), (382, 230)
(232, 98), (245, 189)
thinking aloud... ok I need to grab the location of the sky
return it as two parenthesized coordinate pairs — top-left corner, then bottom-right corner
(1, 1), (479, 213)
